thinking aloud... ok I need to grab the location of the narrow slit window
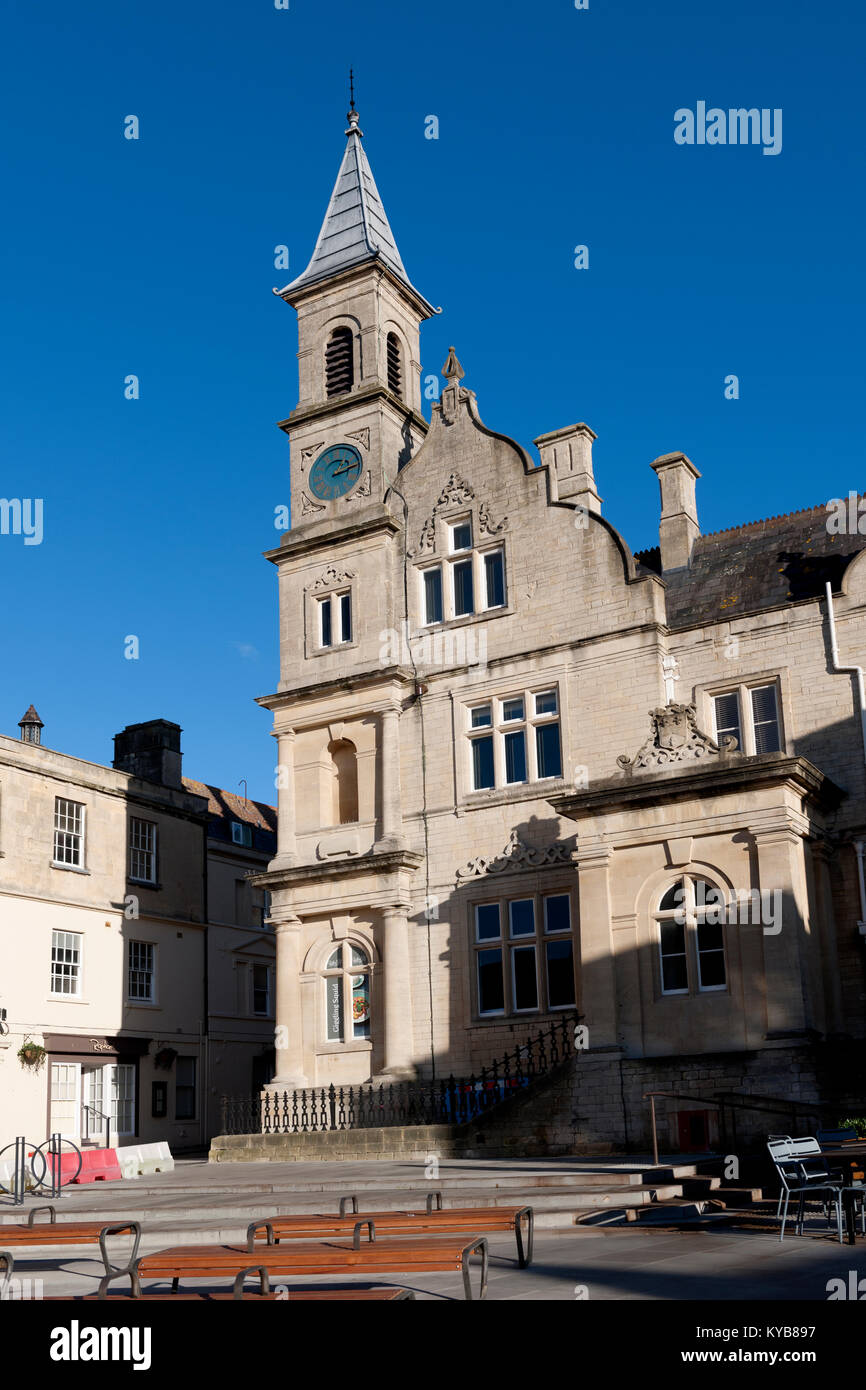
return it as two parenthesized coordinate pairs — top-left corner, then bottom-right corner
(423, 568), (443, 625)
(319, 598), (333, 648)
(339, 592), (352, 643)
(471, 734), (495, 791)
(484, 551), (506, 608)
(751, 684), (780, 753)
(453, 558), (474, 616)
(713, 692), (741, 747)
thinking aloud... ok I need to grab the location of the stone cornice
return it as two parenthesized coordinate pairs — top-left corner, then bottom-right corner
(251, 848), (423, 892)
(277, 382), (428, 438)
(549, 754), (845, 822)
(256, 666), (416, 713)
(263, 504), (402, 566)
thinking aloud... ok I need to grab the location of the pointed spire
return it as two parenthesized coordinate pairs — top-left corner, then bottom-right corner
(275, 97), (434, 312)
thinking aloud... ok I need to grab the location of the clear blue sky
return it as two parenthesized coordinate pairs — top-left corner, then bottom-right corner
(2, 0), (863, 804)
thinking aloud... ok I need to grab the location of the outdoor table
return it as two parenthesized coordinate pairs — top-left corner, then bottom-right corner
(817, 1142), (866, 1245)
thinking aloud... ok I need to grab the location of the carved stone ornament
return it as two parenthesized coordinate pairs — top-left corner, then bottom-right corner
(307, 565), (356, 593)
(300, 442), (326, 471)
(478, 499), (507, 537)
(300, 491), (326, 517)
(436, 472), (475, 509)
(617, 701), (737, 774)
(410, 473), (476, 557)
(456, 828), (572, 880)
(416, 515), (436, 554)
(345, 469), (371, 502)
(346, 427), (370, 452)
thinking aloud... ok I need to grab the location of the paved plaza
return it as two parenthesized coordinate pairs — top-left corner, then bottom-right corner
(4, 1158), (864, 1302)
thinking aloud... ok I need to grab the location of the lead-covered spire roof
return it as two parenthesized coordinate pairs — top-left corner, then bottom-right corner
(275, 102), (433, 311)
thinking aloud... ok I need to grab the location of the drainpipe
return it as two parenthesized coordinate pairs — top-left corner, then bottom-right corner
(855, 843), (866, 938)
(824, 583), (866, 935)
(825, 582), (866, 763)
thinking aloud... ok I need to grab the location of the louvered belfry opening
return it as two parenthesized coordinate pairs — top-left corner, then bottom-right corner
(325, 326), (354, 398)
(386, 332), (402, 398)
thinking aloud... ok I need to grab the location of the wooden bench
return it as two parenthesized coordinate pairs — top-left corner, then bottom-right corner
(249, 1192), (533, 1268)
(100, 1228), (489, 1300)
(0, 1207), (140, 1276)
(56, 1283), (413, 1302)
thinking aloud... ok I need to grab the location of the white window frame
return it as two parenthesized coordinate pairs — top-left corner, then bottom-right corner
(129, 817), (157, 884)
(322, 942), (372, 1045)
(50, 929), (83, 997)
(711, 680), (783, 756)
(418, 523), (508, 629)
(654, 876), (728, 997)
(316, 590), (352, 649)
(127, 939), (156, 1003)
(466, 687), (563, 792)
(53, 797), (85, 869)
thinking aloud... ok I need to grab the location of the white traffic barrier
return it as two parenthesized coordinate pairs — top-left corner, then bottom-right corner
(134, 1141), (174, 1176)
(117, 1146), (143, 1180)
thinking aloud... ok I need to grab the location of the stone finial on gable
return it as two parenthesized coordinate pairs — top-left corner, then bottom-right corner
(617, 701), (737, 774)
(439, 347), (470, 425)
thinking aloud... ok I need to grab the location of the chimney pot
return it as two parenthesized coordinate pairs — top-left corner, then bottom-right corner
(18, 704), (44, 745)
(113, 719), (183, 788)
(534, 423), (602, 514)
(650, 451), (701, 570)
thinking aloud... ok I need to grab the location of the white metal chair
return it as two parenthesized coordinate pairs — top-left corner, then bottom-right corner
(768, 1137), (864, 1244)
(768, 1136), (792, 1219)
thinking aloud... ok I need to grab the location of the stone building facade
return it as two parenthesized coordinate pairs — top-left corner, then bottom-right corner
(0, 715), (275, 1149)
(257, 103), (866, 1140)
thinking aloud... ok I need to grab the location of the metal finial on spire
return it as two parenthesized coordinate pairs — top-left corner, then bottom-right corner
(346, 68), (362, 135)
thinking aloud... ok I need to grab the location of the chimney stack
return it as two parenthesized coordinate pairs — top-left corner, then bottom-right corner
(18, 705), (44, 745)
(113, 719), (183, 788)
(650, 452), (701, 570)
(534, 423), (602, 515)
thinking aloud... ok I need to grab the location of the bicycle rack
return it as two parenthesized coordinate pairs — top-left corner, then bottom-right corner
(0, 1134), (81, 1204)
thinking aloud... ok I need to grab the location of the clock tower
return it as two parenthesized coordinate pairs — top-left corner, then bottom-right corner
(274, 99), (436, 522)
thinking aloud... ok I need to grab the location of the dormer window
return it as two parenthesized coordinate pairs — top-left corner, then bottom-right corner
(325, 326), (354, 398)
(386, 332), (402, 398)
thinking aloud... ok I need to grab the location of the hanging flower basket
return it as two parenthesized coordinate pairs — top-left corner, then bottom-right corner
(18, 1039), (46, 1070)
(154, 1047), (178, 1071)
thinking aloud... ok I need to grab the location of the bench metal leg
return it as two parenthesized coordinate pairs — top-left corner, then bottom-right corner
(460, 1238), (488, 1301)
(98, 1222), (142, 1280)
(514, 1208), (534, 1269)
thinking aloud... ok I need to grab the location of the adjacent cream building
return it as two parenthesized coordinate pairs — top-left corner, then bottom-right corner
(0, 715), (275, 1151)
(257, 101), (866, 1130)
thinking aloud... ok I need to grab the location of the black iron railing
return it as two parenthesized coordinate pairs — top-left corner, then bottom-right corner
(221, 1014), (578, 1136)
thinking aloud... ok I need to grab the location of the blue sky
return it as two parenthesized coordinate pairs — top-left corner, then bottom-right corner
(1, 0), (863, 804)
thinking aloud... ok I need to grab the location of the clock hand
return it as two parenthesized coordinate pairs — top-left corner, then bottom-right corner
(331, 462), (361, 477)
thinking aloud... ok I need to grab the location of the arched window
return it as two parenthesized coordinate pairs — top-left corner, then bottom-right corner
(325, 326), (354, 397)
(328, 739), (358, 825)
(323, 943), (371, 1042)
(654, 877), (727, 996)
(386, 332), (402, 398)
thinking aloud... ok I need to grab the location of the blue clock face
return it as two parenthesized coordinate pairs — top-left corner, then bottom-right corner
(308, 444), (363, 501)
